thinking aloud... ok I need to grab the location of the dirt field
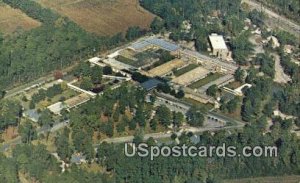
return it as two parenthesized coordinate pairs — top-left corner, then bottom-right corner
(0, 3), (40, 34)
(148, 59), (185, 77)
(271, 53), (291, 84)
(38, 0), (155, 35)
(172, 66), (210, 86)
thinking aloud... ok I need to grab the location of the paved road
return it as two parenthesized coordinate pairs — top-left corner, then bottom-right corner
(4, 76), (55, 99)
(96, 124), (244, 145)
(242, 0), (300, 36)
(181, 49), (238, 74)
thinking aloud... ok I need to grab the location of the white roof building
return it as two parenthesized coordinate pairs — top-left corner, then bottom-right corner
(208, 34), (230, 60)
(209, 34), (228, 51)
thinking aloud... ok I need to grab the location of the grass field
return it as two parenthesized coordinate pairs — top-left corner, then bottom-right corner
(37, 0), (155, 35)
(173, 64), (199, 77)
(188, 72), (223, 89)
(148, 59), (185, 77)
(172, 66), (210, 86)
(183, 97), (214, 111)
(115, 55), (137, 66)
(0, 3), (40, 34)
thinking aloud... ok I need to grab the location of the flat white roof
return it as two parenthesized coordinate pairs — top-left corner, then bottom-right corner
(129, 37), (180, 52)
(209, 34), (228, 50)
(89, 57), (101, 63)
(47, 102), (66, 114)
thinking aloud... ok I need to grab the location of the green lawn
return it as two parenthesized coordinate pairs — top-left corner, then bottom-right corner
(183, 97), (214, 111)
(173, 64), (199, 77)
(115, 55), (137, 66)
(188, 72), (223, 89)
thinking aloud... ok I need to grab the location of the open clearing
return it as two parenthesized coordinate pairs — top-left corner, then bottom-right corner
(271, 53), (291, 84)
(148, 59), (185, 77)
(0, 3), (40, 34)
(37, 0), (155, 35)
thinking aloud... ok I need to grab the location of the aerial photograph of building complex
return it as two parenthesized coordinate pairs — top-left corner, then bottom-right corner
(0, 0), (299, 182)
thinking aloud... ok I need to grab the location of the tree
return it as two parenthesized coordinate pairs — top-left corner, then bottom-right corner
(186, 107), (205, 127)
(206, 84), (218, 97)
(80, 77), (93, 91)
(128, 119), (137, 131)
(103, 66), (113, 75)
(126, 26), (142, 41)
(231, 31), (254, 65)
(226, 97), (239, 113)
(0, 100), (22, 130)
(245, 67), (257, 84)
(0, 90), (6, 99)
(38, 109), (54, 127)
(173, 112), (184, 127)
(157, 83), (171, 94)
(175, 90), (185, 98)
(234, 67), (245, 83)
(55, 128), (73, 161)
(150, 117), (158, 131)
(91, 66), (103, 84)
(255, 115), (268, 132)
(150, 17), (164, 34)
(255, 53), (275, 78)
(133, 129), (144, 144)
(248, 9), (265, 27)
(131, 72), (149, 83)
(116, 122), (126, 133)
(18, 121), (37, 143)
(156, 105), (171, 127)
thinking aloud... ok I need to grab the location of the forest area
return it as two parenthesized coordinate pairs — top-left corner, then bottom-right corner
(0, 0), (299, 182)
(256, 0), (300, 23)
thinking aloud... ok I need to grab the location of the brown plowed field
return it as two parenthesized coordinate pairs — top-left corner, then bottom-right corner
(38, 0), (155, 35)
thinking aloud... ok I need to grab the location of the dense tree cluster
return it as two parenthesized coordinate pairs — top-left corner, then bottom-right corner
(68, 85), (149, 158)
(0, 100), (22, 131)
(230, 31), (254, 65)
(18, 120), (37, 143)
(256, 0), (300, 24)
(30, 84), (64, 108)
(96, 120), (300, 182)
(0, 143), (114, 183)
(254, 53), (275, 78)
(241, 77), (273, 122)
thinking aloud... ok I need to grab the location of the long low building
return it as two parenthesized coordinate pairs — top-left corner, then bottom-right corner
(172, 66), (210, 86)
(129, 37), (180, 52)
(148, 59), (185, 77)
